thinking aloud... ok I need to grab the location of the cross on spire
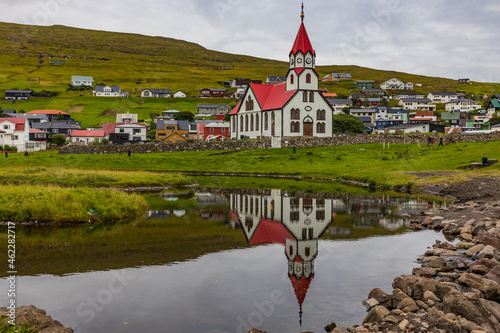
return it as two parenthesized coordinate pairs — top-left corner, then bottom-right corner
(301, 0), (305, 21)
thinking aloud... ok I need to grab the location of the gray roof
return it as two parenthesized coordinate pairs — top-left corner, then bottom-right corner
(327, 99), (353, 104)
(5, 90), (33, 94)
(8, 113), (49, 120)
(267, 76), (286, 82)
(401, 98), (433, 103)
(142, 88), (171, 94)
(2, 109), (16, 114)
(357, 117), (372, 123)
(429, 91), (458, 96)
(158, 120), (190, 131)
(33, 122), (81, 130)
(95, 85), (121, 93)
(350, 109), (376, 113)
(492, 123), (500, 128)
(382, 123), (427, 130)
(446, 99), (476, 103)
(198, 104), (229, 108)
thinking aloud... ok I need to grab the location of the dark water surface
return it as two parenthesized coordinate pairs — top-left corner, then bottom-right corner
(1, 188), (449, 333)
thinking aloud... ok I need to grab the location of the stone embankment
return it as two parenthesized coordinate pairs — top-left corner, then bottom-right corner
(0, 305), (73, 332)
(58, 132), (500, 155)
(321, 199), (500, 333)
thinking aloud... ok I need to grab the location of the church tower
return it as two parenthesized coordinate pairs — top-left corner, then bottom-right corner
(286, 2), (319, 92)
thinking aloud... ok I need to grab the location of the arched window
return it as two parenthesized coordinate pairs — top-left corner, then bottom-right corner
(255, 113), (259, 131)
(250, 114), (254, 131)
(291, 108), (300, 120)
(232, 118), (236, 132)
(316, 122), (326, 133)
(290, 74), (294, 84)
(306, 73), (311, 83)
(317, 109), (326, 120)
(264, 113), (269, 130)
(245, 115), (249, 131)
(310, 91), (314, 102)
(240, 115), (243, 131)
(303, 91), (308, 102)
(290, 121), (300, 133)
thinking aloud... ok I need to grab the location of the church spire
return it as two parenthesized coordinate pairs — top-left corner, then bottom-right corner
(301, 0), (305, 22)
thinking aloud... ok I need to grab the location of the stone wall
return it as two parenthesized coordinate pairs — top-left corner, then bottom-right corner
(58, 132), (500, 155)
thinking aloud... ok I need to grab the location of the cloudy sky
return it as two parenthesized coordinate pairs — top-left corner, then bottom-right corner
(1, 0), (499, 82)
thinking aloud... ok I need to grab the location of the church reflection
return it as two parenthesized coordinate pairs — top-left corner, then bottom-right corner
(228, 190), (333, 327)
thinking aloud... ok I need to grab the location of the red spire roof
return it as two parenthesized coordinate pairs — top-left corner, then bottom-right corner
(290, 22), (315, 56)
(290, 275), (313, 307)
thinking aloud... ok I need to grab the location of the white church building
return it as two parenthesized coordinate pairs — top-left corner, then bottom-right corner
(230, 16), (334, 139)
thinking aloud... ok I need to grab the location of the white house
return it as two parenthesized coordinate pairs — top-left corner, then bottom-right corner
(427, 92), (459, 103)
(71, 75), (94, 87)
(374, 123), (431, 134)
(116, 112), (138, 124)
(141, 89), (171, 98)
(93, 85), (129, 97)
(398, 98), (436, 111)
(71, 130), (105, 145)
(173, 90), (186, 98)
(327, 99), (353, 114)
(380, 78), (414, 90)
(230, 20), (334, 139)
(445, 99), (481, 112)
(0, 118), (38, 151)
(114, 124), (148, 142)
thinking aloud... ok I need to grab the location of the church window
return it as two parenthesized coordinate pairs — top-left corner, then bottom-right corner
(232, 118), (236, 132)
(240, 115), (243, 131)
(289, 246), (294, 256)
(290, 74), (294, 84)
(306, 73), (311, 83)
(316, 210), (325, 220)
(317, 109), (326, 120)
(245, 115), (249, 131)
(264, 113), (268, 130)
(310, 91), (314, 102)
(255, 113), (259, 131)
(245, 96), (254, 111)
(305, 247), (310, 257)
(290, 121), (300, 133)
(250, 114), (254, 131)
(290, 211), (300, 221)
(291, 108), (300, 120)
(316, 122), (326, 133)
(303, 91), (308, 102)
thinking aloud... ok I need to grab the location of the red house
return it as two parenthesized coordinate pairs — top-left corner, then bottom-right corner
(200, 88), (226, 97)
(203, 122), (230, 141)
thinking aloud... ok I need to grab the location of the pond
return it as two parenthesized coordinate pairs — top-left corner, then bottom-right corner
(1, 186), (449, 333)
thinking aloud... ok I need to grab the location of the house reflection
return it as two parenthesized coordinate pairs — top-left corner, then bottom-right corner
(228, 189), (332, 328)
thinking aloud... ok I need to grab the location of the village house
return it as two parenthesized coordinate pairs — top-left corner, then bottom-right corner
(458, 78), (470, 84)
(360, 88), (387, 97)
(445, 99), (481, 112)
(156, 119), (190, 143)
(32, 121), (81, 141)
(200, 88), (226, 97)
(71, 130), (105, 145)
(379, 78), (414, 90)
(357, 98), (381, 108)
(491, 123), (500, 132)
(398, 98), (436, 111)
(374, 123), (444, 134)
(427, 91), (459, 103)
(230, 79), (262, 87)
(321, 73), (352, 82)
(327, 99), (353, 113)
(0, 118), (46, 151)
(71, 75), (94, 87)
(5, 90), (32, 100)
(230, 18), (334, 139)
(141, 88), (172, 98)
(350, 109), (377, 123)
(374, 106), (408, 123)
(197, 104), (230, 116)
(266, 76), (286, 85)
(116, 112), (138, 124)
(29, 128), (49, 144)
(354, 80), (375, 89)
(26, 110), (71, 122)
(392, 93), (425, 100)
(93, 85), (129, 97)
(486, 99), (500, 116)
(440, 111), (461, 127)
(204, 122), (230, 141)
(173, 91), (186, 98)
(7, 113), (49, 127)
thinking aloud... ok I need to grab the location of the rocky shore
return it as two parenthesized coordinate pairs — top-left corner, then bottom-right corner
(0, 305), (73, 332)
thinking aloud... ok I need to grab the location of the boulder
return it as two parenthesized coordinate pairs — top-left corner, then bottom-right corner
(478, 230), (500, 251)
(423, 257), (447, 268)
(392, 275), (457, 301)
(433, 241), (457, 250)
(485, 265), (500, 284)
(466, 244), (485, 257)
(0, 305), (73, 333)
(363, 305), (390, 324)
(324, 322), (337, 332)
(442, 294), (500, 333)
(412, 267), (437, 277)
(458, 273), (500, 302)
(397, 297), (419, 313)
(478, 245), (498, 259)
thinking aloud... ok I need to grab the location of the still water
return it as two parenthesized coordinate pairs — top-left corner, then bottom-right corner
(2, 188), (448, 333)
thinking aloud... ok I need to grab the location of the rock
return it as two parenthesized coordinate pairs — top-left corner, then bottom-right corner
(423, 257), (446, 268)
(0, 305), (73, 333)
(423, 290), (441, 302)
(362, 298), (378, 310)
(413, 267), (437, 277)
(368, 288), (388, 301)
(397, 297), (419, 313)
(466, 244), (485, 257)
(331, 328), (350, 333)
(459, 317), (481, 332)
(324, 322), (337, 332)
(398, 318), (409, 330)
(480, 299), (500, 323)
(393, 275), (458, 301)
(383, 315), (399, 324)
(249, 329), (267, 333)
(363, 305), (390, 324)
(461, 233), (474, 242)
(471, 264), (490, 275)
(454, 258), (468, 270)
(442, 294), (500, 332)
(434, 242), (456, 250)
(457, 241), (476, 249)
(422, 216), (433, 226)
(485, 265), (500, 284)
(458, 273), (500, 301)
(478, 230), (500, 251)
(478, 245), (498, 259)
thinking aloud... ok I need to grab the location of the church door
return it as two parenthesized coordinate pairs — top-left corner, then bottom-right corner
(303, 119), (313, 136)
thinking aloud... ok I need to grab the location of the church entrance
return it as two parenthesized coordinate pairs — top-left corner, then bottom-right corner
(303, 118), (313, 136)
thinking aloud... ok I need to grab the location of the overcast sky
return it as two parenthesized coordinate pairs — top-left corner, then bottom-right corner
(1, 0), (499, 82)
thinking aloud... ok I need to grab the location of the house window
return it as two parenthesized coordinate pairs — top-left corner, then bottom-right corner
(3, 125), (9, 130)
(317, 109), (326, 120)
(222, 128), (225, 133)
(303, 91), (308, 102)
(120, 129), (125, 133)
(264, 113), (269, 130)
(309, 91), (314, 102)
(255, 114), (259, 131)
(306, 73), (311, 83)
(250, 114), (254, 131)
(291, 108), (300, 120)
(133, 129), (141, 134)
(12, 135), (18, 141)
(53, 129), (59, 133)
(316, 122), (326, 133)
(290, 121), (300, 133)
(210, 128), (214, 133)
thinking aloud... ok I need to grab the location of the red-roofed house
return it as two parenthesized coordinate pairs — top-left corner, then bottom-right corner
(26, 110), (71, 122)
(0, 118), (42, 151)
(204, 122), (230, 141)
(230, 21), (334, 139)
(71, 130), (105, 145)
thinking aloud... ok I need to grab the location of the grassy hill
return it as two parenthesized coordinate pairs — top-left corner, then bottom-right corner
(0, 21), (499, 127)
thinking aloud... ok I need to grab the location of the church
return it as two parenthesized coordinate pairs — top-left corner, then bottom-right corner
(229, 5), (334, 139)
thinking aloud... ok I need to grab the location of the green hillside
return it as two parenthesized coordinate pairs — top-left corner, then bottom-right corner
(0, 21), (499, 127)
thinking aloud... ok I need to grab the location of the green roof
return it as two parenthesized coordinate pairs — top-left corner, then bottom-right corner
(490, 99), (500, 108)
(71, 75), (94, 81)
(441, 112), (460, 120)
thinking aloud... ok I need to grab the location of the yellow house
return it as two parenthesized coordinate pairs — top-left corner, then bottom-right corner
(156, 120), (189, 143)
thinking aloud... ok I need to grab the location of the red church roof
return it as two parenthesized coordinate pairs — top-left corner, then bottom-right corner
(231, 83), (296, 115)
(250, 218), (295, 245)
(290, 22), (315, 56)
(290, 275), (313, 307)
